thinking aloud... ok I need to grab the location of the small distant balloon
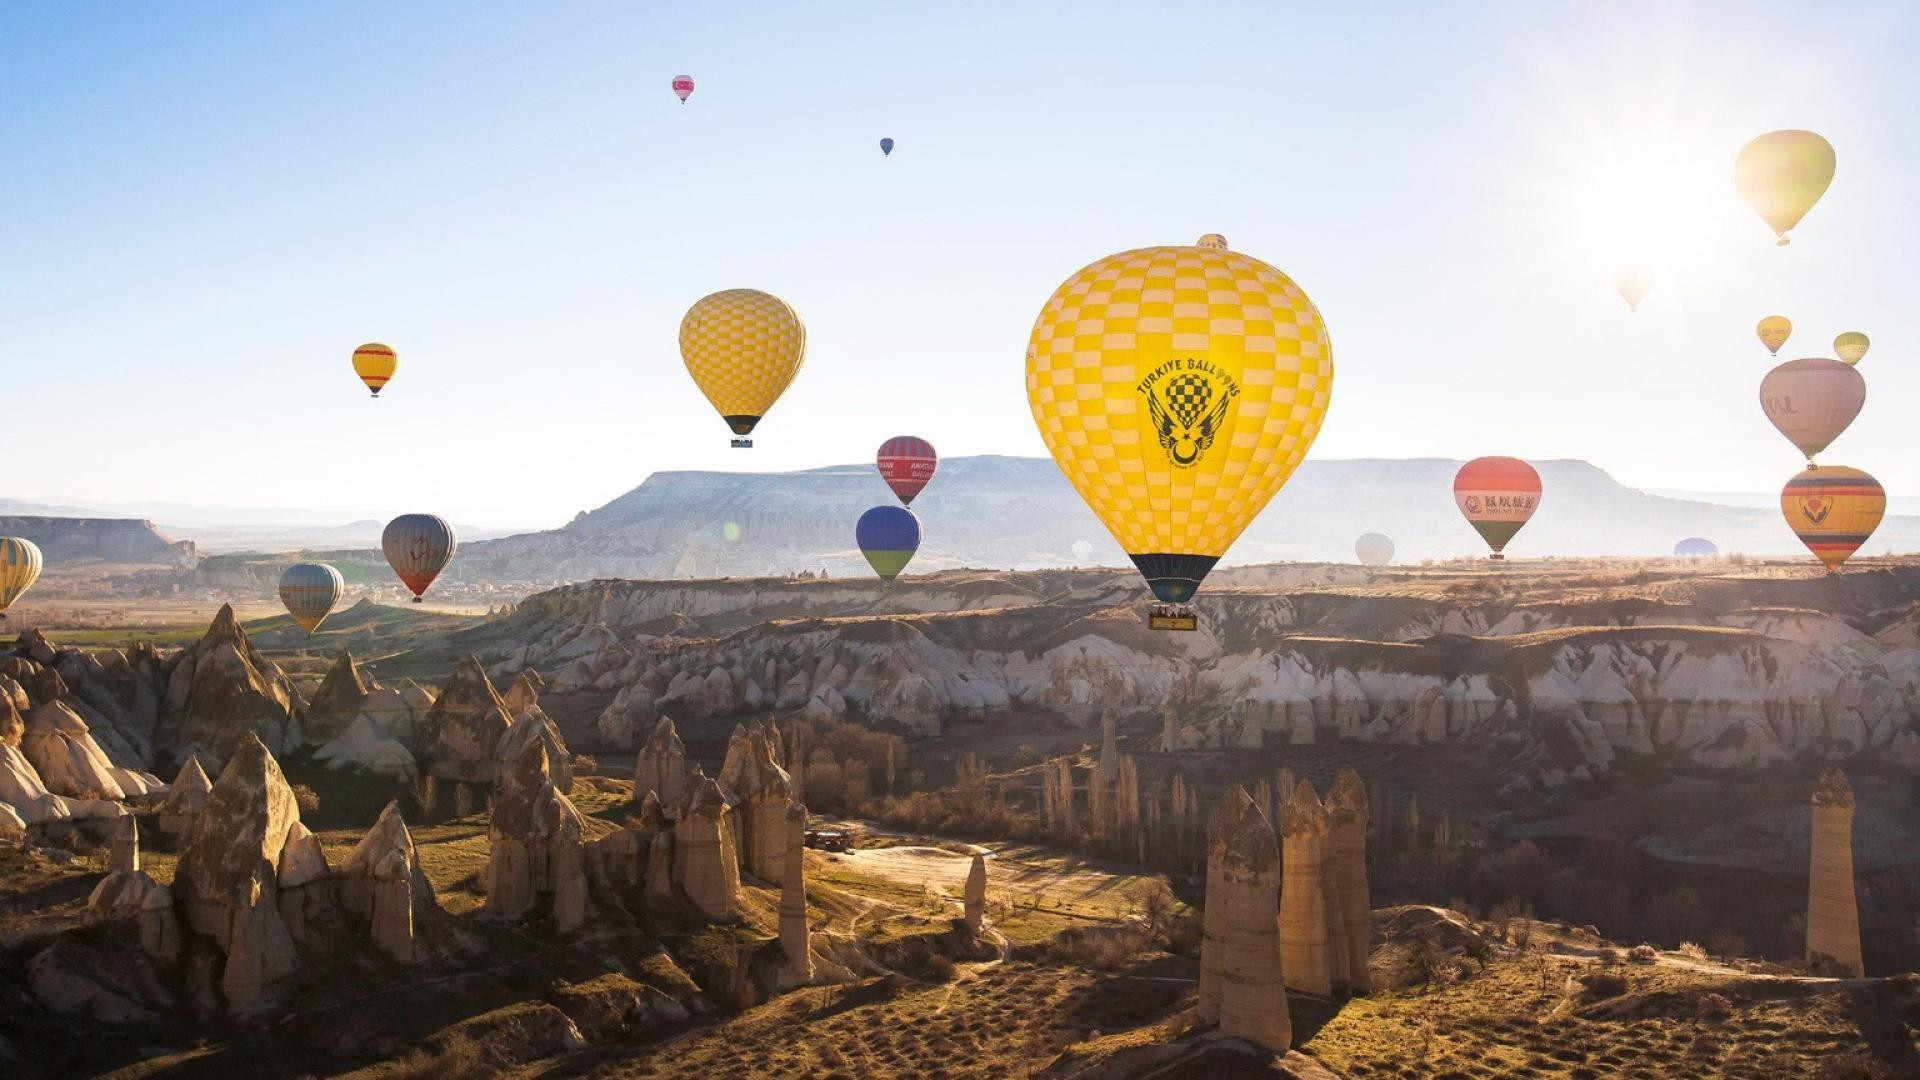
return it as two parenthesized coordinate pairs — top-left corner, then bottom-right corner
(0, 537), (43, 619)
(856, 505), (920, 582)
(382, 514), (457, 603)
(1613, 269), (1653, 313)
(1735, 130), (1836, 246)
(278, 562), (344, 633)
(672, 75), (694, 103)
(1196, 233), (1229, 251)
(879, 137), (895, 157)
(1673, 537), (1718, 558)
(1782, 465), (1883, 571)
(1756, 316), (1792, 356)
(1355, 533), (1395, 567)
(876, 436), (938, 505)
(1072, 540), (1093, 563)
(352, 343), (397, 398)
(1759, 358), (1865, 463)
(1834, 331), (1870, 365)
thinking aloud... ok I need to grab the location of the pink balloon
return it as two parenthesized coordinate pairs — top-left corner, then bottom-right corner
(672, 75), (695, 103)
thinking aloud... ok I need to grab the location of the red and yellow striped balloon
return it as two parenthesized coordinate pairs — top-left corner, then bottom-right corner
(1781, 466), (1884, 571)
(353, 343), (398, 397)
(382, 514), (456, 602)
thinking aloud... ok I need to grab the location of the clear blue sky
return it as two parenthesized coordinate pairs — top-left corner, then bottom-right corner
(4, 2), (1915, 529)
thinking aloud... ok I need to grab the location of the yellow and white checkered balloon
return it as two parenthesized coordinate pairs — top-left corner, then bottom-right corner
(1025, 237), (1333, 603)
(679, 289), (807, 439)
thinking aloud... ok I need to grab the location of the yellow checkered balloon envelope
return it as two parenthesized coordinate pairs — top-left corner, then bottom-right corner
(1025, 235), (1333, 605)
(679, 289), (807, 447)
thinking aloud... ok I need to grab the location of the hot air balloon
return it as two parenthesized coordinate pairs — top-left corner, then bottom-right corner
(1025, 235), (1333, 620)
(382, 514), (456, 603)
(1355, 533), (1395, 567)
(1454, 457), (1541, 559)
(679, 289), (806, 448)
(1759, 358), (1865, 463)
(1071, 540), (1094, 563)
(879, 137), (894, 157)
(1782, 466), (1884, 571)
(1834, 331), (1870, 365)
(1757, 316), (1792, 356)
(0, 537), (43, 619)
(876, 436), (937, 505)
(1613, 269), (1653, 313)
(1735, 130), (1836, 246)
(1196, 233), (1229, 251)
(353, 343), (397, 398)
(278, 562), (344, 633)
(856, 505), (920, 582)
(671, 75), (695, 104)
(1674, 537), (1719, 558)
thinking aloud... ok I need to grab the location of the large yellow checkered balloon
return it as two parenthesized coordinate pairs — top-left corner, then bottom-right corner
(680, 288), (807, 446)
(1025, 236), (1333, 604)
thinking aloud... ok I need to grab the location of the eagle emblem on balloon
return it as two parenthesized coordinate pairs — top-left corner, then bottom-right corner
(1145, 373), (1234, 467)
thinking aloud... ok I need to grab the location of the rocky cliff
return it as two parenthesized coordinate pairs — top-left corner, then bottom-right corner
(0, 516), (196, 565)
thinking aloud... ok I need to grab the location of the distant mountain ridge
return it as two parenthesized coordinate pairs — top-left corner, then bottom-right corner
(456, 455), (1920, 580)
(0, 516), (196, 565)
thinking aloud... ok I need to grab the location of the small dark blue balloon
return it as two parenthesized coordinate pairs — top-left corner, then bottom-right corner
(879, 137), (895, 156)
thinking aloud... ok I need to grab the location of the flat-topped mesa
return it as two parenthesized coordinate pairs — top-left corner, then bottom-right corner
(634, 716), (690, 813)
(964, 852), (987, 933)
(174, 732), (339, 1015)
(673, 777), (741, 920)
(1216, 796), (1289, 1053)
(487, 740), (588, 933)
(341, 800), (439, 963)
(418, 656), (515, 817)
(779, 803), (812, 981)
(157, 604), (299, 767)
(1327, 767), (1373, 992)
(727, 724), (794, 883)
(157, 756), (214, 839)
(1280, 779), (1334, 996)
(303, 650), (376, 744)
(1807, 766), (1863, 976)
(87, 815), (179, 960)
(1198, 784), (1255, 1025)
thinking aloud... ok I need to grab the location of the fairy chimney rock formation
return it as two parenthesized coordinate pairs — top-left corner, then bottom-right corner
(1115, 754), (1141, 858)
(964, 852), (987, 932)
(1198, 784), (1255, 1024)
(495, 678), (573, 796)
(634, 715), (690, 813)
(726, 725), (793, 883)
(174, 733), (336, 1014)
(674, 777), (742, 920)
(157, 755), (214, 838)
(419, 656), (514, 814)
(1280, 780), (1334, 995)
(487, 740), (587, 932)
(1806, 767), (1864, 976)
(87, 815), (179, 960)
(341, 800), (438, 963)
(1161, 697), (1178, 753)
(157, 604), (299, 766)
(303, 650), (376, 744)
(1217, 795), (1290, 1053)
(779, 802), (812, 979)
(1328, 767), (1373, 992)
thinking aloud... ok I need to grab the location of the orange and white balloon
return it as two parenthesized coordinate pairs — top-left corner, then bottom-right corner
(1781, 466), (1884, 571)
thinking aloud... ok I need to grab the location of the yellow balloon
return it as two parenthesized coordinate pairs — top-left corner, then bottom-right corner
(1735, 130), (1836, 246)
(1025, 237), (1332, 604)
(1613, 269), (1653, 313)
(679, 289), (806, 447)
(352, 343), (397, 397)
(1756, 315), (1792, 356)
(0, 537), (43, 616)
(1834, 331), (1869, 365)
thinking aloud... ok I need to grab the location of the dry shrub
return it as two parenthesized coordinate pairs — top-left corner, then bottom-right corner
(461, 868), (488, 896)
(1575, 970), (1629, 999)
(291, 784), (321, 814)
(1694, 992), (1732, 1023)
(1628, 944), (1657, 964)
(1708, 928), (1750, 960)
(1594, 948), (1621, 966)
(1047, 925), (1152, 971)
(1678, 941), (1708, 960)
(923, 954), (957, 982)
(1817, 1050), (1898, 1079)
(571, 754), (598, 776)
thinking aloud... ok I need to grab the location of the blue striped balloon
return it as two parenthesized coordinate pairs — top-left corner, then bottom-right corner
(278, 562), (345, 632)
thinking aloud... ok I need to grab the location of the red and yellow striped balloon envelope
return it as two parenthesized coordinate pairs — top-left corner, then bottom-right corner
(1454, 456), (1541, 557)
(1781, 466), (1884, 571)
(382, 514), (457, 601)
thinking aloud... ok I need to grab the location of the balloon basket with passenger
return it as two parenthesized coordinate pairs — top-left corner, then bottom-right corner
(1148, 605), (1198, 632)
